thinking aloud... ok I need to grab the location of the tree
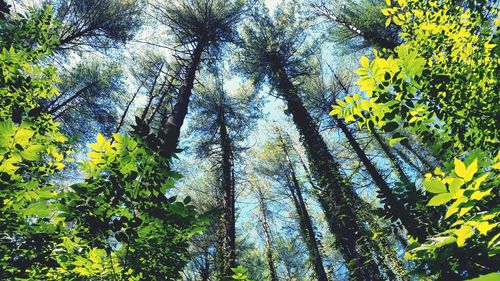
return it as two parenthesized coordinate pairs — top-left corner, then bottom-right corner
(301, 59), (431, 241)
(188, 75), (260, 279)
(52, 0), (143, 51)
(1, 6), (203, 280)
(257, 130), (330, 281)
(252, 179), (279, 281)
(152, 0), (245, 155)
(238, 4), (383, 279)
(44, 60), (125, 140)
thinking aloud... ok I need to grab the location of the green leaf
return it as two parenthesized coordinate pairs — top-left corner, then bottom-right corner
(427, 193), (453, 206)
(389, 137), (405, 147)
(19, 144), (44, 161)
(470, 188), (492, 201)
(454, 158), (467, 178)
(14, 128), (35, 145)
(445, 197), (467, 219)
(360, 56), (370, 68)
(447, 177), (465, 195)
(455, 225), (474, 247)
(424, 179), (447, 194)
(455, 158), (477, 182)
(466, 273), (500, 281)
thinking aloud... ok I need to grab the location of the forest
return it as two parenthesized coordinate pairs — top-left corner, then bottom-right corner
(0, 0), (498, 280)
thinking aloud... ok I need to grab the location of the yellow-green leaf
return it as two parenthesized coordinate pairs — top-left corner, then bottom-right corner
(470, 188), (492, 201)
(445, 197), (467, 219)
(427, 193), (453, 206)
(477, 221), (496, 236)
(96, 133), (106, 146)
(473, 173), (489, 190)
(455, 225), (474, 247)
(454, 158), (467, 178)
(466, 272), (500, 281)
(360, 56), (369, 68)
(423, 179), (447, 194)
(464, 159), (478, 182)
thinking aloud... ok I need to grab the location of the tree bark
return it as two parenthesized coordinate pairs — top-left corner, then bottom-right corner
(277, 133), (328, 281)
(270, 63), (382, 280)
(256, 186), (279, 281)
(163, 42), (205, 154)
(46, 83), (94, 115)
(335, 118), (427, 242)
(216, 105), (236, 280)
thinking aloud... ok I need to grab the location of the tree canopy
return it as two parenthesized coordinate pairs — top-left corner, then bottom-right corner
(0, 0), (498, 280)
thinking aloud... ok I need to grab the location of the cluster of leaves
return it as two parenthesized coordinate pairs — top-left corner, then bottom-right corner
(331, 0), (499, 157)
(406, 154), (499, 278)
(1, 6), (203, 280)
(0, 6), (71, 278)
(330, 0), (499, 279)
(231, 266), (253, 281)
(51, 130), (201, 280)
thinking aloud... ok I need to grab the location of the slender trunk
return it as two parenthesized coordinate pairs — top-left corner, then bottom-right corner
(147, 65), (182, 127)
(371, 129), (412, 184)
(392, 144), (425, 175)
(163, 42), (205, 154)
(256, 187), (279, 281)
(47, 83), (94, 115)
(115, 80), (145, 133)
(140, 63), (165, 123)
(278, 133), (328, 281)
(400, 139), (433, 171)
(217, 106), (236, 280)
(270, 63), (382, 280)
(336, 118), (427, 242)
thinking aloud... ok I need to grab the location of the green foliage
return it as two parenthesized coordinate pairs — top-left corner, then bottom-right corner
(331, 0), (499, 278)
(0, 6), (70, 279)
(1, 6), (202, 280)
(331, 0), (498, 157)
(231, 266), (253, 281)
(51, 131), (200, 280)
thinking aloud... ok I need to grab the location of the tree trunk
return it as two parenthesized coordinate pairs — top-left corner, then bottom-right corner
(163, 42), (205, 154)
(270, 63), (382, 280)
(335, 118), (427, 242)
(47, 83), (94, 115)
(278, 133), (328, 281)
(256, 187), (279, 281)
(216, 105), (236, 280)
(371, 129), (412, 184)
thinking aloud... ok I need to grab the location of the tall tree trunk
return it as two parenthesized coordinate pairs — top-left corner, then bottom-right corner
(163, 42), (205, 154)
(115, 80), (145, 133)
(216, 106), (236, 280)
(256, 186), (279, 281)
(371, 129), (412, 184)
(46, 83), (94, 115)
(335, 118), (427, 242)
(200, 249), (210, 281)
(371, 128), (440, 236)
(270, 63), (382, 280)
(278, 132), (328, 281)
(400, 140), (434, 171)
